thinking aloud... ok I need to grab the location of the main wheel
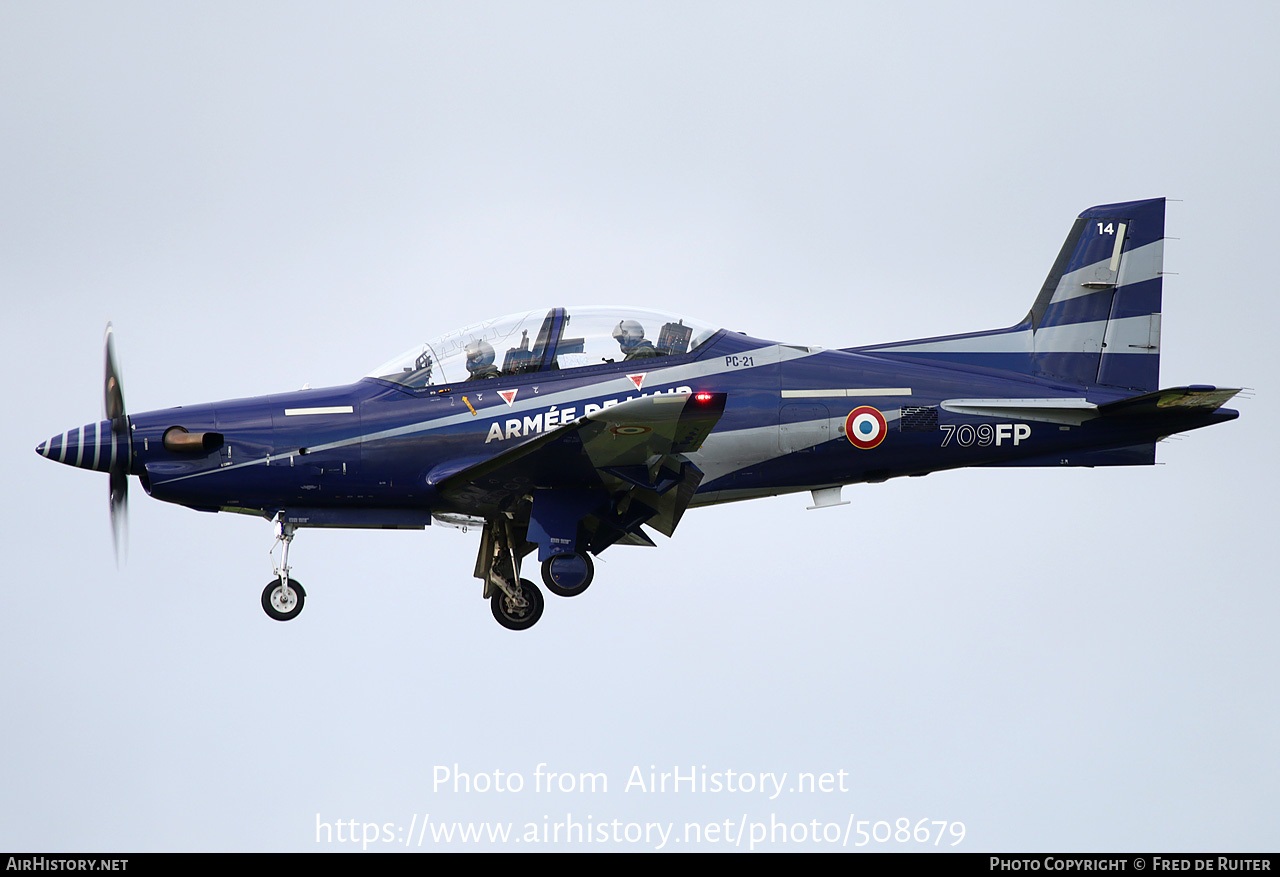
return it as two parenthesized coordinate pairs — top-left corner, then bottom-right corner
(541, 552), (595, 597)
(490, 578), (544, 630)
(262, 578), (306, 621)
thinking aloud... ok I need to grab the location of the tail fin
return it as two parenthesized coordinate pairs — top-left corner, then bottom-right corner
(855, 198), (1165, 392)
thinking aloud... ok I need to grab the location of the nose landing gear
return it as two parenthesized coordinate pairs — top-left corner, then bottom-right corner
(262, 518), (306, 621)
(262, 577), (306, 621)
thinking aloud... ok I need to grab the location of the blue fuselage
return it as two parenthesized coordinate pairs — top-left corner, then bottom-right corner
(108, 330), (1231, 525)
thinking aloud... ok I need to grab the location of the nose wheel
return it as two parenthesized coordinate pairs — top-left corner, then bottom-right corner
(262, 517), (306, 621)
(262, 578), (306, 621)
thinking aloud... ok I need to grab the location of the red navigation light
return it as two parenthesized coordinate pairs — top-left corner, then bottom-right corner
(694, 392), (714, 403)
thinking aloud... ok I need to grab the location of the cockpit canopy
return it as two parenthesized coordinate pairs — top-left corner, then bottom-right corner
(367, 307), (718, 389)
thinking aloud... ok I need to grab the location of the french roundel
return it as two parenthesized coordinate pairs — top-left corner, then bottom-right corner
(845, 406), (887, 449)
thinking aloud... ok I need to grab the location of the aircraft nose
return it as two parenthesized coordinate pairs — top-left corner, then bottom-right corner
(35, 421), (126, 473)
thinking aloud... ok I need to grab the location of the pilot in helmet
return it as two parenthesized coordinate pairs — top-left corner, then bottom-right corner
(611, 319), (660, 361)
(464, 339), (501, 380)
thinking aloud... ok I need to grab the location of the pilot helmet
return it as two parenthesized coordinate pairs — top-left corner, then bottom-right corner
(464, 339), (496, 371)
(611, 319), (645, 350)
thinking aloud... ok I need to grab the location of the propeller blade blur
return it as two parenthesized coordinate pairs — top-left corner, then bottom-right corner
(104, 322), (126, 427)
(104, 322), (129, 564)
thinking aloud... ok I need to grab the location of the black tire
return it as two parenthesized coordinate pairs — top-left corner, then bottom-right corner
(262, 578), (306, 621)
(541, 553), (595, 598)
(490, 578), (544, 630)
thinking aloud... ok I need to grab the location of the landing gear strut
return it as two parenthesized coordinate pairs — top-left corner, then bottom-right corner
(263, 518), (306, 621)
(475, 519), (544, 630)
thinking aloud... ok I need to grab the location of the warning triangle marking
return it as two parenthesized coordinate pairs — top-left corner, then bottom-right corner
(498, 389), (518, 407)
(627, 373), (647, 391)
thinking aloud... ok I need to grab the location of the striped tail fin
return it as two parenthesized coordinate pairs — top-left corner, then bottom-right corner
(854, 198), (1166, 392)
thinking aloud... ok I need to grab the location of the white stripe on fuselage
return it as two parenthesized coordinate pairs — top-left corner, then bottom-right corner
(689, 409), (902, 484)
(781, 388), (911, 398)
(151, 342), (822, 484)
(284, 406), (355, 416)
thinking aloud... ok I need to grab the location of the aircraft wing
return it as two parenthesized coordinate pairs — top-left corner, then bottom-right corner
(434, 391), (728, 554)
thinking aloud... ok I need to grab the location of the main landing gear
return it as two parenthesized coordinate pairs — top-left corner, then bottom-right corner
(541, 552), (594, 597)
(262, 518), (306, 621)
(475, 519), (596, 630)
(476, 519), (542, 631)
(490, 578), (544, 630)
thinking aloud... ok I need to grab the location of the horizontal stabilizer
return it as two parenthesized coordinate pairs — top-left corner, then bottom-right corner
(1097, 386), (1241, 418)
(942, 386), (1240, 429)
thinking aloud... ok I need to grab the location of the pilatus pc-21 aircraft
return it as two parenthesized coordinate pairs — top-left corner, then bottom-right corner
(38, 198), (1240, 630)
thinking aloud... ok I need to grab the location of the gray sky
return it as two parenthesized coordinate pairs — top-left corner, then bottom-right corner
(2, 1), (1274, 851)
